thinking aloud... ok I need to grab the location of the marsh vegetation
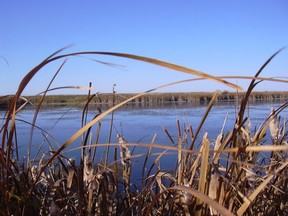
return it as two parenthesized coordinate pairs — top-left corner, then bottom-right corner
(0, 48), (288, 215)
(2, 91), (288, 108)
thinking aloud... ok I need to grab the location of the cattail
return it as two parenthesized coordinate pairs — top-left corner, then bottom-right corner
(67, 158), (75, 189)
(213, 132), (223, 162)
(84, 155), (96, 189)
(101, 171), (117, 215)
(31, 165), (38, 182)
(210, 131), (225, 216)
(117, 134), (131, 169)
(269, 108), (280, 142)
(31, 164), (48, 186)
(209, 173), (219, 215)
(117, 134), (131, 208)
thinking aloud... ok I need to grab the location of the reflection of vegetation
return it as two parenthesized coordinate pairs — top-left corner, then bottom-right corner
(1, 48), (288, 215)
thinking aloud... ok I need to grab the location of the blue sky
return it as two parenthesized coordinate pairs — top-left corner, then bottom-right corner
(0, 1), (287, 95)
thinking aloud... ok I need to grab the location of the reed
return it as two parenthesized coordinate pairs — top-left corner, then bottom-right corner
(0, 48), (287, 215)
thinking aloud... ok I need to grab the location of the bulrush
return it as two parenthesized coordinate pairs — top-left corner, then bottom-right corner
(269, 108), (280, 143)
(117, 134), (131, 169)
(83, 155), (97, 190)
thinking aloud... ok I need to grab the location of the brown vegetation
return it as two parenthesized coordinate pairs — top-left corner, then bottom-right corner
(1, 91), (287, 107)
(0, 48), (288, 215)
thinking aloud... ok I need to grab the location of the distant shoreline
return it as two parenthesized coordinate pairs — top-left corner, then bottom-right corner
(1, 91), (287, 108)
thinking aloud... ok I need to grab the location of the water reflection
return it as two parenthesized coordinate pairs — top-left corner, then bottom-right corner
(1, 101), (287, 165)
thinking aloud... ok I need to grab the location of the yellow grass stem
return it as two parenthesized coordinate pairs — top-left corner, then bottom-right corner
(188, 149), (202, 186)
(217, 145), (288, 153)
(170, 186), (234, 216)
(142, 134), (157, 186)
(70, 142), (288, 158)
(50, 51), (242, 91)
(69, 143), (198, 154)
(213, 131), (233, 164)
(177, 137), (183, 185)
(195, 132), (210, 216)
(136, 76), (288, 94)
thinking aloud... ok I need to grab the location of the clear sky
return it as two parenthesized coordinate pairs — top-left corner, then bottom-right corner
(0, 1), (287, 95)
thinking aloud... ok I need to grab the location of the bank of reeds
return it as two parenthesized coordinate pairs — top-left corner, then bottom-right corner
(2, 91), (287, 108)
(0, 48), (288, 215)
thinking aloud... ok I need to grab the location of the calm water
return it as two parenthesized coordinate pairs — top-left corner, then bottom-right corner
(1, 102), (287, 172)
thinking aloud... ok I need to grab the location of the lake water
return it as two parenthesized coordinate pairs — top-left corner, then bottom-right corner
(1, 101), (287, 175)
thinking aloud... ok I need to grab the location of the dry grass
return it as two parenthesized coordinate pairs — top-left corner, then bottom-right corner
(0, 48), (288, 215)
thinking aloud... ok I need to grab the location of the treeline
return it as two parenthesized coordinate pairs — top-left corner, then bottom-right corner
(1, 91), (287, 108)
(26, 91), (288, 105)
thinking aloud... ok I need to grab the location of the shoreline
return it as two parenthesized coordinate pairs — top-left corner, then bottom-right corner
(1, 91), (288, 108)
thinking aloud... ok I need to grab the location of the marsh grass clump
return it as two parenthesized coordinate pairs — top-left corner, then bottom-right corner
(0, 48), (288, 215)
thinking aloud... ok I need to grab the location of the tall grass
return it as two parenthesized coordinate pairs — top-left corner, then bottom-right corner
(0, 48), (288, 215)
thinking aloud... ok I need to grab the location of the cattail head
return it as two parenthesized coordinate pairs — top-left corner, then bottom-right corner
(117, 134), (126, 144)
(269, 108), (280, 141)
(213, 132), (223, 162)
(31, 165), (38, 182)
(117, 134), (131, 167)
(84, 155), (96, 189)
